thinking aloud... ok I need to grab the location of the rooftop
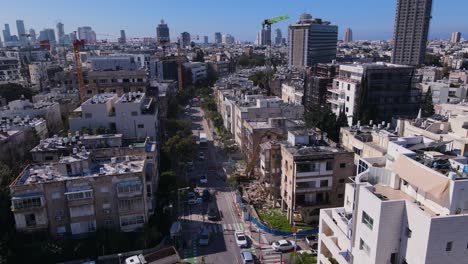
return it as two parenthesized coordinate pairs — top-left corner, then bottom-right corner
(13, 155), (145, 186)
(83, 93), (116, 105)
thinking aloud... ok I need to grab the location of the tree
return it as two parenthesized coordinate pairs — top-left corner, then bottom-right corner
(421, 88), (435, 117)
(193, 49), (205, 62)
(424, 54), (442, 66)
(0, 83), (36, 102)
(163, 135), (196, 162)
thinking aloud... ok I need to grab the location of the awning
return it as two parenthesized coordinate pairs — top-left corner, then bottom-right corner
(391, 155), (450, 202)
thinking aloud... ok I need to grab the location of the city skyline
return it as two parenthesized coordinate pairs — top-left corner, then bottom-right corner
(0, 0), (466, 42)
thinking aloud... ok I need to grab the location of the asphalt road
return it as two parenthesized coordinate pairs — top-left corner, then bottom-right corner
(178, 104), (247, 264)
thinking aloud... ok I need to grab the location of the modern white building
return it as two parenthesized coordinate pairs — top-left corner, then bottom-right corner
(69, 93), (158, 140)
(419, 80), (468, 104)
(183, 62), (207, 84)
(318, 135), (468, 264)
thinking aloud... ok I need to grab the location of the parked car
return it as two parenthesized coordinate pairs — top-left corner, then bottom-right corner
(271, 240), (296, 252)
(199, 174), (208, 184)
(305, 235), (317, 247)
(198, 152), (205, 160)
(202, 189), (211, 202)
(235, 231), (248, 248)
(207, 207), (219, 221)
(198, 227), (210, 246)
(240, 249), (254, 264)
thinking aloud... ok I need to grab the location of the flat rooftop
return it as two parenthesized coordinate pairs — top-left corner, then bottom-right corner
(116, 92), (145, 104)
(373, 184), (438, 216)
(83, 93), (116, 105)
(13, 155), (145, 186)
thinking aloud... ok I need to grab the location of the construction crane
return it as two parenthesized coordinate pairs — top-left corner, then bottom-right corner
(245, 130), (284, 178)
(262, 15), (289, 75)
(73, 31), (86, 103)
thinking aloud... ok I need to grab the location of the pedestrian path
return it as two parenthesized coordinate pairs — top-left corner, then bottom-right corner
(222, 222), (244, 232)
(260, 247), (286, 264)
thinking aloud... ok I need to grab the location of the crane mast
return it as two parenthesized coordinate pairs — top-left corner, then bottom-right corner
(73, 31), (86, 103)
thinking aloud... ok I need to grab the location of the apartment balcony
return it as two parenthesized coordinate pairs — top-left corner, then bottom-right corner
(327, 98), (345, 106)
(318, 209), (352, 264)
(296, 170), (333, 178)
(320, 235), (351, 264)
(328, 88), (345, 95)
(335, 76), (360, 84)
(295, 182), (332, 193)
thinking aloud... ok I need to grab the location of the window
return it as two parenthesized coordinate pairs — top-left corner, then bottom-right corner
(118, 197), (143, 212)
(69, 204), (95, 218)
(345, 107), (349, 113)
(131, 111), (138, 116)
(120, 214), (145, 227)
(346, 96), (350, 102)
(340, 163), (346, 168)
(338, 194), (344, 199)
(362, 211), (374, 230)
(359, 238), (370, 255)
(137, 124), (144, 129)
(117, 183), (142, 193)
(105, 220), (113, 226)
(101, 187), (109, 193)
(390, 253), (397, 264)
(66, 190), (93, 201)
(51, 192), (61, 199)
(45, 156), (54, 161)
(57, 226), (66, 234)
(12, 197), (42, 210)
(405, 227), (412, 238)
(84, 113), (92, 119)
(320, 180), (328, 187)
(347, 84), (351, 91)
(326, 161), (333, 170)
(25, 213), (36, 227)
(446, 241), (453, 252)
(339, 179), (345, 183)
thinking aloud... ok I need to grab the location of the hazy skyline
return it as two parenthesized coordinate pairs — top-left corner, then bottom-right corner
(1, 0), (467, 42)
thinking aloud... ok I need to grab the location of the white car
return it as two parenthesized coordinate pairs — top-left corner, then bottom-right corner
(199, 174), (208, 184)
(235, 231), (248, 248)
(271, 240), (296, 252)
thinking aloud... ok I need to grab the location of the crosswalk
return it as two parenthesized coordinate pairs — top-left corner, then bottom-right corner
(260, 247), (287, 263)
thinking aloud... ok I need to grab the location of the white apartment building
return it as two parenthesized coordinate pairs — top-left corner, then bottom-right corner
(281, 82), (304, 105)
(69, 93), (158, 140)
(318, 135), (468, 264)
(184, 62), (207, 84)
(419, 80), (468, 104)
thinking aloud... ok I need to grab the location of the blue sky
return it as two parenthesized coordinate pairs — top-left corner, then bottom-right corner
(1, 0), (467, 42)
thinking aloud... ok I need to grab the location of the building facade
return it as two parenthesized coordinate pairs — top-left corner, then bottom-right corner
(391, 0), (432, 66)
(288, 13), (338, 68)
(156, 20), (170, 44)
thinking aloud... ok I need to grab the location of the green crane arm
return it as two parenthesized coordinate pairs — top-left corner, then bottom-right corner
(263, 15), (290, 26)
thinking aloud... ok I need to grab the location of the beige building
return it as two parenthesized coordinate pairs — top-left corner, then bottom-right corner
(280, 129), (354, 224)
(10, 133), (158, 237)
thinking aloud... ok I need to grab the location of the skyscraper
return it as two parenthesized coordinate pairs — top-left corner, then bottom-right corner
(222, 34), (234, 45)
(288, 13), (338, 68)
(119, 30), (126, 44)
(203, 36), (208, 44)
(391, 0), (432, 66)
(2, 24), (11, 42)
(29, 28), (36, 42)
(38, 28), (56, 43)
(257, 28), (271, 46)
(180, 32), (191, 47)
(56, 22), (65, 44)
(214, 32), (222, 44)
(16, 20), (26, 43)
(274, 29), (282, 46)
(344, 28), (353, 43)
(78, 26), (96, 43)
(451, 32), (461, 43)
(156, 20), (170, 44)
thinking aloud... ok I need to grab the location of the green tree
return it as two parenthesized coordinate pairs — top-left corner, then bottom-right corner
(424, 54), (441, 66)
(0, 83), (36, 102)
(163, 135), (196, 162)
(421, 88), (435, 117)
(193, 49), (205, 62)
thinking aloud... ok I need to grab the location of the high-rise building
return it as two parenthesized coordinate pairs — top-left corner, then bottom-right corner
(3, 24), (11, 42)
(288, 13), (338, 68)
(180, 32), (190, 47)
(203, 36), (208, 44)
(274, 29), (282, 46)
(214, 32), (222, 44)
(391, 0), (432, 66)
(16, 20), (26, 43)
(344, 27), (353, 43)
(38, 28), (56, 43)
(29, 28), (36, 42)
(156, 20), (170, 44)
(222, 34), (234, 45)
(119, 29), (126, 44)
(451, 32), (461, 43)
(257, 28), (271, 46)
(56, 22), (65, 44)
(78, 26), (96, 43)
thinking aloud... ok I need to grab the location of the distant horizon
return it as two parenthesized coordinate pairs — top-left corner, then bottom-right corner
(1, 0), (467, 42)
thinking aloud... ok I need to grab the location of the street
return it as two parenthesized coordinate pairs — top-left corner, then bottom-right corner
(176, 102), (291, 264)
